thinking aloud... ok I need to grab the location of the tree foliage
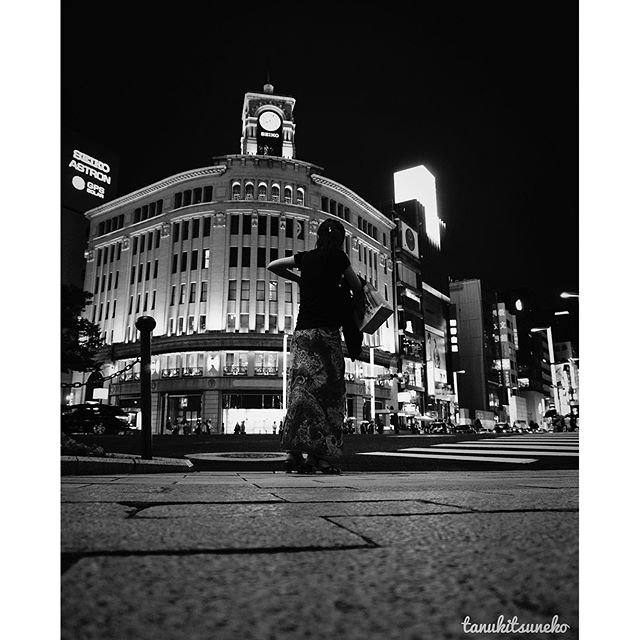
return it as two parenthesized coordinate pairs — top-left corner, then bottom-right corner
(61, 284), (104, 373)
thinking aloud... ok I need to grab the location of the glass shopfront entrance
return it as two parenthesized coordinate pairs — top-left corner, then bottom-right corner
(222, 393), (283, 435)
(165, 394), (202, 433)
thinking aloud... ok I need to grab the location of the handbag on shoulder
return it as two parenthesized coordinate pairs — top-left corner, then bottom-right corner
(352, 279), (394, 334)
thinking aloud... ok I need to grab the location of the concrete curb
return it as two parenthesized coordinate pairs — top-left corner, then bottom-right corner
(61, 455), (194, 476)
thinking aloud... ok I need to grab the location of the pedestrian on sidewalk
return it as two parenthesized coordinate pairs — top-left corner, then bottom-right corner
(268, 218), (362, 474)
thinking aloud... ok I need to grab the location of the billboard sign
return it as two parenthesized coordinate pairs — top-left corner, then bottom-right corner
(62, 129), (119, 212)
(425, 325), (447, 395)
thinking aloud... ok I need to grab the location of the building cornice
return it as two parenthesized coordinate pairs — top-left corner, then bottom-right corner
(310, 174), (395, 230)
(84, 166), (228, 218)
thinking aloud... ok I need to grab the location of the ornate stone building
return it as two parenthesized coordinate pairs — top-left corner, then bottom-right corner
(72, 84), (397, 433)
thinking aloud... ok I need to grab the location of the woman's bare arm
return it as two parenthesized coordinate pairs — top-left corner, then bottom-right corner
(267, 256), (301, 284)
(343, 265), (362, 292)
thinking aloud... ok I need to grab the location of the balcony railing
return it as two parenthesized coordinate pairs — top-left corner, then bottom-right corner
(255, 366), (278, 376)
(161, 368), (181, 378)
(223, 366), (248, 376)
(182, 367), (203, 377)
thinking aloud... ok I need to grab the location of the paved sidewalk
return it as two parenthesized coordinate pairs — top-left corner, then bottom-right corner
(62, 470), (578, 640)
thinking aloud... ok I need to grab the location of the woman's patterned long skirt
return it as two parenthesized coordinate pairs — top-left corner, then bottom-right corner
(280, 328), (345, 462)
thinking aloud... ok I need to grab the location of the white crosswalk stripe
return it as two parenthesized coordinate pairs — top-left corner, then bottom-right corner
(358, 433), (579, 464)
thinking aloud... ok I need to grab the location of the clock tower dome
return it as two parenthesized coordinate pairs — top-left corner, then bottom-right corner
(240, 82), (296, 159)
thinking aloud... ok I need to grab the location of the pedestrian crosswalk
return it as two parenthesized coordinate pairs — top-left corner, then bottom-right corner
(358, 433), (579, 465)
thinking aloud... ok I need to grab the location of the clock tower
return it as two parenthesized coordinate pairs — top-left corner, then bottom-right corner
(240, 83), (296, 159)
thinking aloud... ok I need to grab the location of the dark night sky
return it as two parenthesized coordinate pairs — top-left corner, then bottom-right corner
(61, 1), (578, 315)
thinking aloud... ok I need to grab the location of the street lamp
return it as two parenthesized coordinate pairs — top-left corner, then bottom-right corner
(452, 370), (465, 424)
(560, 292), (579, 299)
(531, 326), (561, 415)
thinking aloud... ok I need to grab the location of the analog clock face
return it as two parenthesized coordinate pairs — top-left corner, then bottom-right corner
(405, 228), (415, 251)
(259, 111), (282, 132)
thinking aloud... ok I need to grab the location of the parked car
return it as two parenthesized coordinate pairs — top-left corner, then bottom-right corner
(493, 422), (511, 434)
(428, 421), (449, 434)
(452, 423), (477, 434)
(61, 403), (131, 435)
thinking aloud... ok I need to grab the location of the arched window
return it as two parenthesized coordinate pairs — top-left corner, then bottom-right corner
(245, 182), (254, 200)
(258, 182), (267, 201)
(296, 187), (305, 206)
(271, 183), (280, 202)
(232, 182), (241, 200)
(284, 186), (293, 204)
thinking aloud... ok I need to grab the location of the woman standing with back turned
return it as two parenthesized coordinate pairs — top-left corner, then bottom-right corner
(267, 219), (362, 474)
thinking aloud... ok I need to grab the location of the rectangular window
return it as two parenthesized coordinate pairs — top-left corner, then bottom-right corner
(178, 317), (184, 335)
(107, 273), (112, 290)
(105, 301), (109, 318)
(168, 318), (175, 336)
(112, 300), (117, 318)
(228, 280), (237, 300)
(170, 285), (176, 306)
(199, 315), (206, 331)
(145, 261), (151, 280)
(181, 252), (188, 272)
(270, 216), (279, 236)
(109, 245), (115, 262)
(192, 218), (200, 238)
(117, 243), (122, 260)
(135, 295), (141, 313)
(256, 314), (265, 332)
(130, 266), (136, 285)
(202, 248), (210, 269)
(229, 246), (238, 267)
(285, 218), (293, 238)
(241, 280), (250, 300)
(193, 187), (202, 205)
(137, 266), (143, 283)
(203, 216), (211, 236)
(140, 235), (145, 253)
(269, 280), (278, 301)
(242, 215), (252, 235)
(153, 260), (158, 279)
(227, 314), (236, 331)
(172, 254), (178, 274)
(155, 230), (160, 249)
(258, 215), (267, 235)
(230, 215), (239, 235)
(132, 236), (138, 254)
(204, 185), (213, 202)
(173, 223), (179, 242)
(180, 284), (186, 304)
(284, 316), (292, 331)
(97, 249), (102, 266)
(189, 283), (196, 303)
(94, 277), (99, 294)
(240, 314), (249, 329)
(188, 316), (195, 333)
(200, 281), (208, 302)
(241, 247), (251, 267)
(191, 249), (198, 270)
(269, 314), (278, 332)
(257, 247), (266, 267)
(256, 280), (265, 300)
(128, 296), (133, 314)
(143, 292), (148, 312)
(270, 248), (278, 263)
(285, 282), (292, 302)
(114, 271), (119, 289)
(182, 220), (189, 240)
(151, 291), (156, 310)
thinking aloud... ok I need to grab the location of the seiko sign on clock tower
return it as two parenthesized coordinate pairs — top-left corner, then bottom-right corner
(240, 83), (296, 159)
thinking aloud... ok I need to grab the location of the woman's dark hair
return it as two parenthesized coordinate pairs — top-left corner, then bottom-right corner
(316, 218), (346, 251)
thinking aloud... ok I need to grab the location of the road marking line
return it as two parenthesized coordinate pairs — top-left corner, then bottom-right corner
(438, 443), (578, 450)
(359, 452), (537, 464)
(400, 447), (578, 457)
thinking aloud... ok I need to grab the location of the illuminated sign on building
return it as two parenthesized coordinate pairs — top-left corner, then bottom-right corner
(393, 165), (443, 248)
(425, 325), (447, 395)
(62, 129), (119, 213)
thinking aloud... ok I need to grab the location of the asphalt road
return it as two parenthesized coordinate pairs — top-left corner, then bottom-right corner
(69, 431), (579, 472)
